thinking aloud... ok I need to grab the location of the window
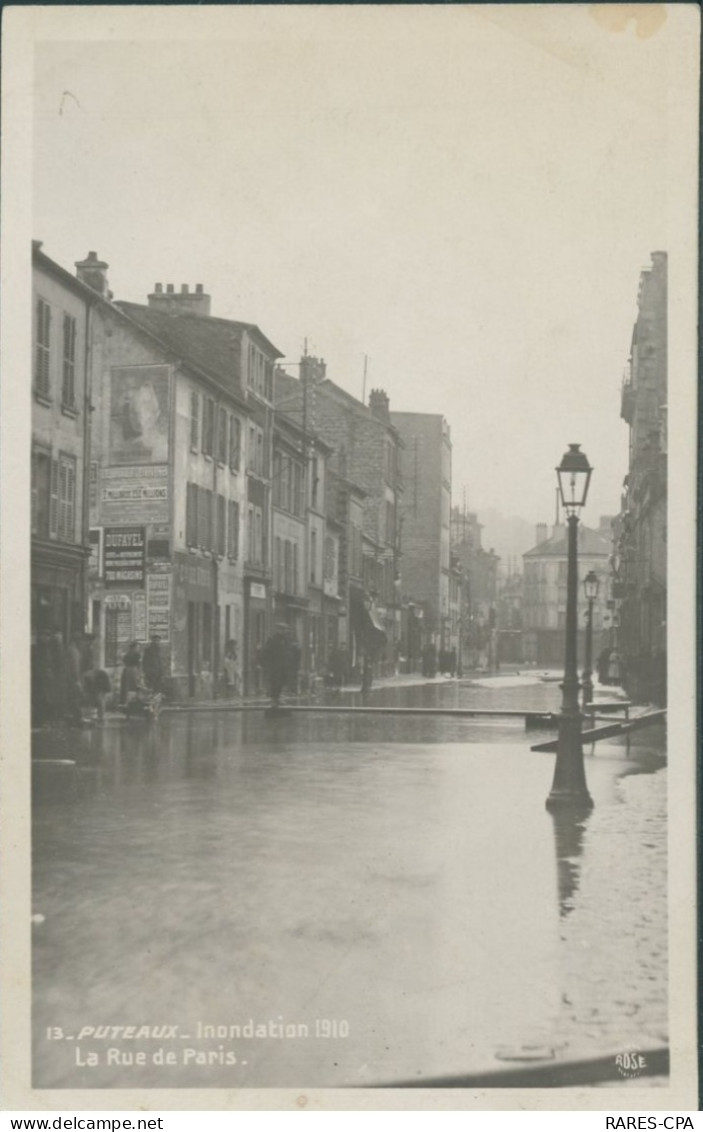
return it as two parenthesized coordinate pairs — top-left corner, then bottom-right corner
(247, 505), (263, 565)
(31, 448), (52, 537)
(202, 397), (215, 456)
(186, 482), (197, 547)
(292, 464), (303, 516)
(310, 529), (317, 584)
(57, 453), (77, 543)
(227, 500), (239, 559)
(257, 430), (264, 477)
(274, 535), (282, 590)
(273, 451), (283, 507)
(196, 487), (213, 549)
(35, 298), (51, 398)
(216, 494), (226, 557)
(248, 425), (264, 477)
(229, 416), (241, 471)
(284, 540), (292, 593)
(255, 509), (263, 565)
(190, 393), (200, 451)
(311, 457), (319, 510)
(324, 535), (336, 582)
(62, 314), (77, 407)
(217, 408), (228, 465)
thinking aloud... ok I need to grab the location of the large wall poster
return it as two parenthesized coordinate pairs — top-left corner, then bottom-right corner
(108, 365), (170, 467)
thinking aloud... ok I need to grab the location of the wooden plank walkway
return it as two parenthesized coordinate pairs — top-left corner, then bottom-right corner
(530, 708), (666, 753)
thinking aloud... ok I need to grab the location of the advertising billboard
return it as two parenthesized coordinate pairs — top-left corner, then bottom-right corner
(108, 364), (170, 467)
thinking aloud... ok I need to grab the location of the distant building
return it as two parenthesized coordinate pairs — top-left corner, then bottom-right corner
(451, 508), (500, 670)
(275, 361), (403, 676)
(391, 412), (459, 668)
(496, 567), (524, 664)
(522, 522), (611, 667)
(271, 408), (335, 683)
(326, 468), (367, 675)
(614, 251), (667, 703)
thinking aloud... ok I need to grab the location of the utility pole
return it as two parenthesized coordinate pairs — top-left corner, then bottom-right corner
(361, 354), (368, 405)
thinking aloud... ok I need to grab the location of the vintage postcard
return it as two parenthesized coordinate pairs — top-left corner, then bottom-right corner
(1, 3), (699, 1113)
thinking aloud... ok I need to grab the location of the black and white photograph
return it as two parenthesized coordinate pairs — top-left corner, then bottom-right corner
(1, 2), (699, 1111)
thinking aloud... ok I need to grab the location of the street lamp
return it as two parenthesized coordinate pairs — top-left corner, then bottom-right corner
(546, 443), (594, 812)
(581, 569), (600, 708)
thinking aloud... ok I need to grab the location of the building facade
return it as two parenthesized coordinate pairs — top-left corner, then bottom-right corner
(450, 507), (500, 669)
(31, 243), (94, 645)
(522, 522), (612, 668)
(391, 412), (458, 669)
(275, 361), (403, 676)
(614, 251), (667, 704)
(73, 265), (282, 699)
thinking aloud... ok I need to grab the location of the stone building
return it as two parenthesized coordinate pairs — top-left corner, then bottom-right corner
(326, 468), (367, 676)
(614, 251), (667, 703)
(271, 408), (336, 684)
(450, 508), (500, 669)
(391, 412), (458, 668)
(274, 360), (403, 676)
(31, 243), (95, 644)
(111, 286), (282, 697)
(522, 522), (611, 668)
(66, 259), (281, 699)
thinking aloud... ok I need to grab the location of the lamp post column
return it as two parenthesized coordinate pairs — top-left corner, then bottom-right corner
(546, 511), (593, 811)
(582, 598), (594, 708)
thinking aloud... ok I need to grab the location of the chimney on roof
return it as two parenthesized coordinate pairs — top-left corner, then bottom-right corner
(535, 523), (548, 545)
(75, 251), (110, 297)
(300, 355), (327, 385)
(368, 388), (390, 421)
(147, 281), (211, 317)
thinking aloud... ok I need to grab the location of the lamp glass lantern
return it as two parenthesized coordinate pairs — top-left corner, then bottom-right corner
(583, 570), (600, 601)
(556, 444), (593, 517)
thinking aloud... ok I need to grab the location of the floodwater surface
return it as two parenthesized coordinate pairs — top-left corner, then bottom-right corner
(32, 680), (667, 1088)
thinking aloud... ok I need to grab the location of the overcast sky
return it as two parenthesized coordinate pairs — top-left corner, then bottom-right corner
(32, 6), (682, 524)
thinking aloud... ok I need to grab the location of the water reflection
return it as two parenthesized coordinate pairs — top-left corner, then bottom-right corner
(550, 806), (591, 919)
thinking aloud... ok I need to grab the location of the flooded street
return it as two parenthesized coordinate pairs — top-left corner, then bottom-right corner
(32, 679), (667, 1089)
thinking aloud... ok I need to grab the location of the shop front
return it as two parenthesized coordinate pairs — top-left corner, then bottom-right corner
(173, 553), (216, 699)
(243, 577), (269, 696)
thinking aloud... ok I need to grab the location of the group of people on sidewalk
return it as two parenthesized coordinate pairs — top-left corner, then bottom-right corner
(31, 629), (166, 726)
(32, 629), (108, 726)
(119, 636), (165, 718)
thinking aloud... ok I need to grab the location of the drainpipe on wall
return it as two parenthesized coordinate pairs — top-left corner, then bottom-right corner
(81, 302), (94, 635)
(212, 403), (220, 698)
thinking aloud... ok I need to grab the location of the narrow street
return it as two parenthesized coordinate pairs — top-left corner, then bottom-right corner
(32, 677), (667, 1089)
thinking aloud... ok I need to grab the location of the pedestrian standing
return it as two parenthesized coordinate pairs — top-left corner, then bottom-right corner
(32, 629), (56, 725)
(65, 632), (85, 725)
(84, 667), (112, 722)
(260, 624), (292, 707)
(142, 634), (164, 694)
(222, 639), (240, 698)
(120, 641), (142, 705)
(287, 633), (301, 695)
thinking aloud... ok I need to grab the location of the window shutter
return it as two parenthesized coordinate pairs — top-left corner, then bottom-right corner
(57, 459), (68, 540)
(36, 300), (51, 396)
(49, 457), (59, 537)
(65, 458), (76, 541)
(190, 394), (199, 450)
